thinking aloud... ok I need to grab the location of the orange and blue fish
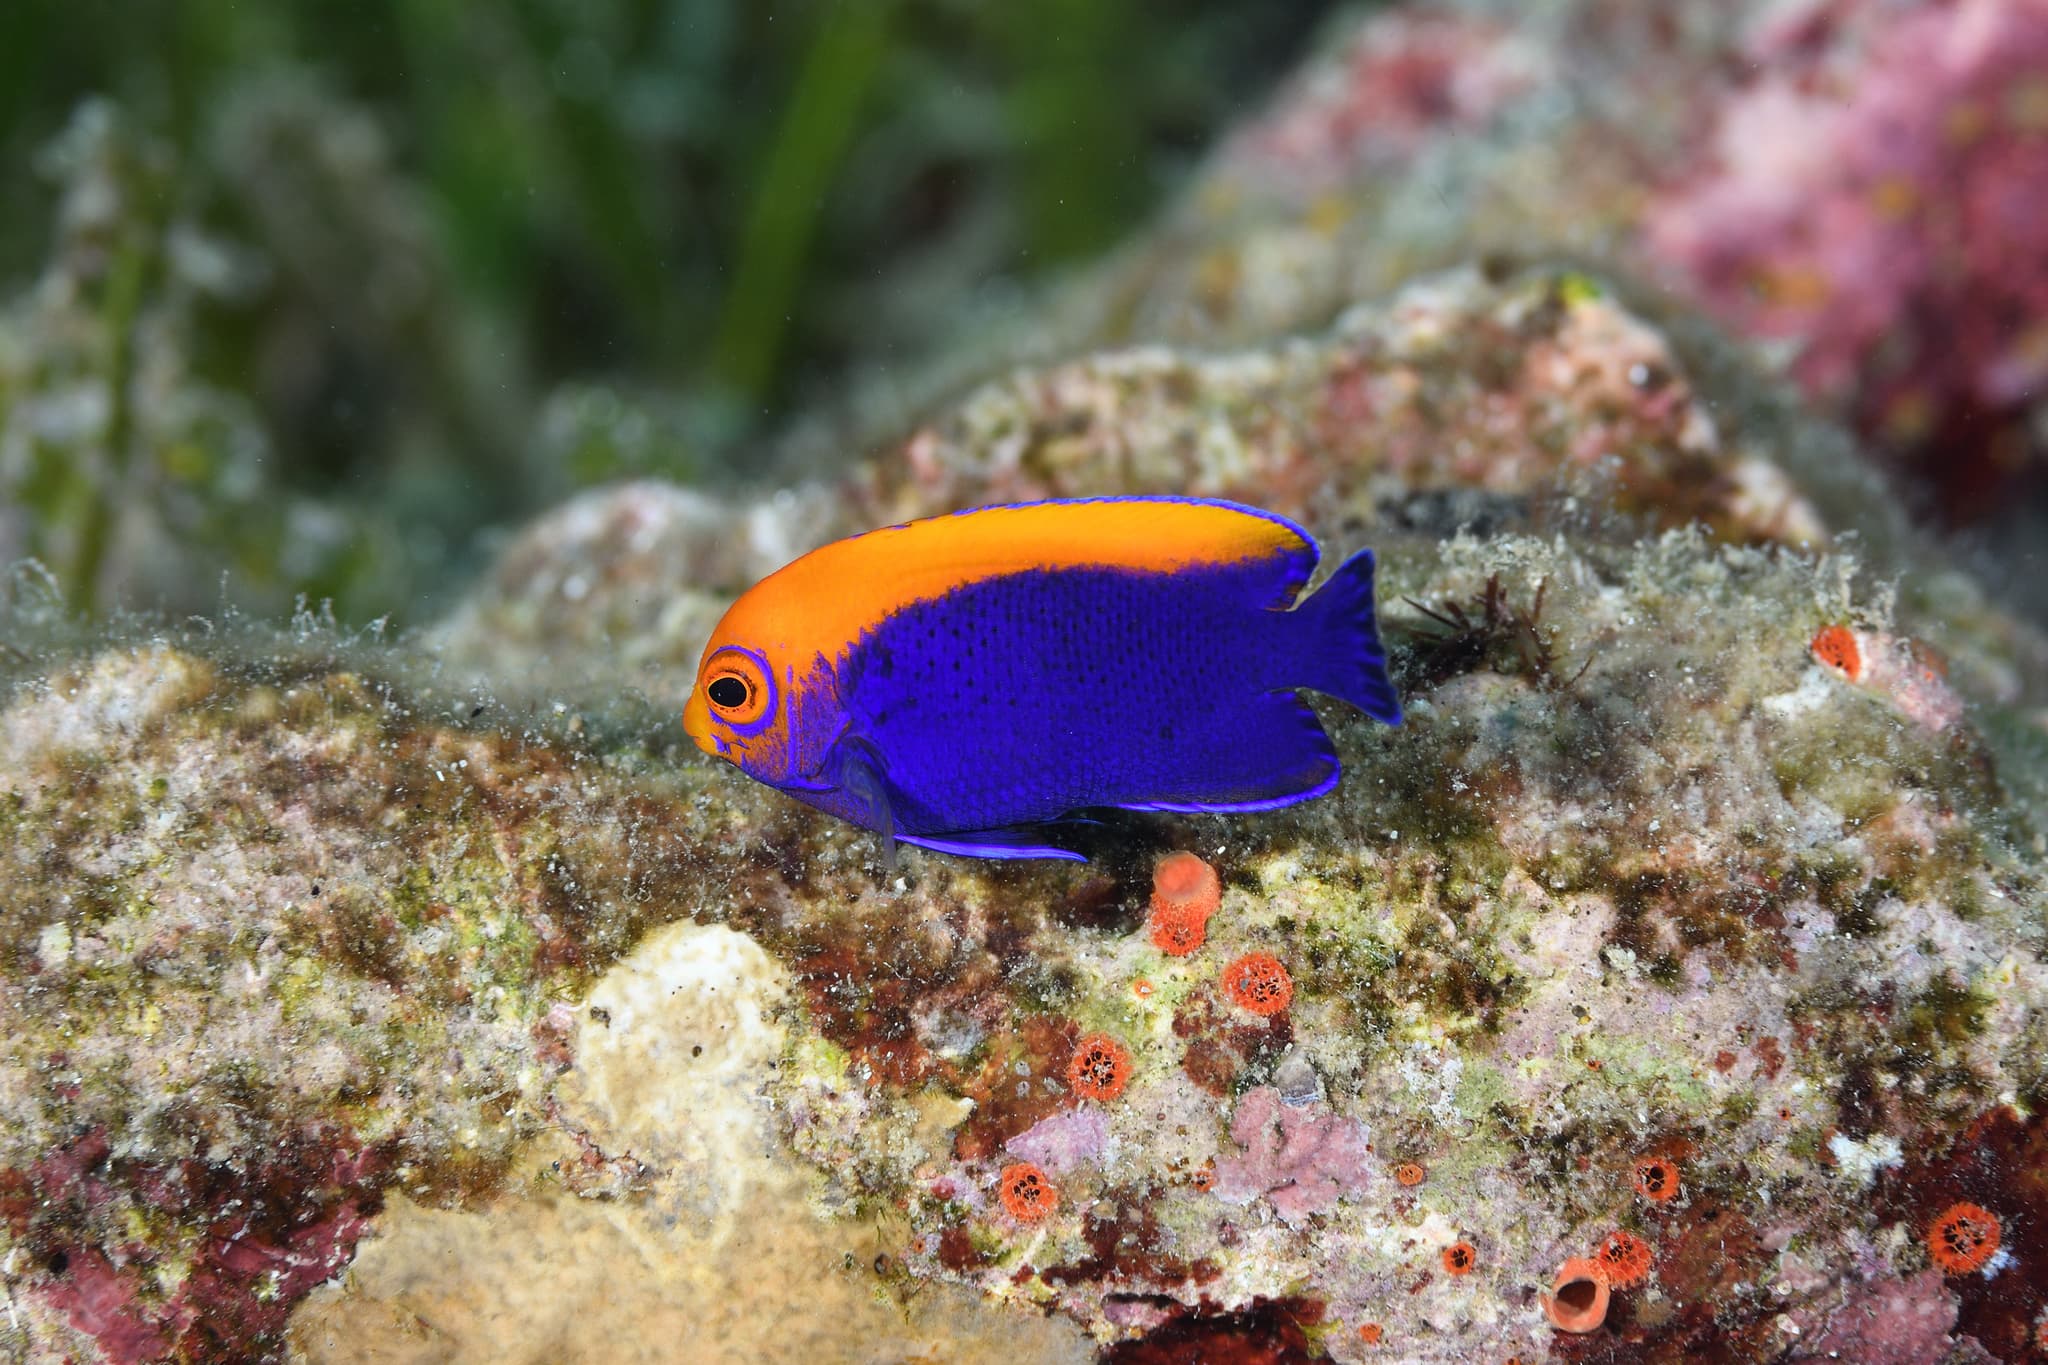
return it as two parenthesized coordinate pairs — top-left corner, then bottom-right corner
(681, 497), (1401, 860)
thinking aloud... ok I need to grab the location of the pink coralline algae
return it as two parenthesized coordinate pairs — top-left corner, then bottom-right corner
(1005, 1108), (1112, 1177)
(1788, 1269), (1962, 1365)
(7, 1128), (383, 1364)
(1814, 625), (1966, 732)
(1645, 0), (2048, 519)
(41, 1249), (172, 1365)
(1227, 10), (1543, 191)
(1210, 1085), (1371, 1225)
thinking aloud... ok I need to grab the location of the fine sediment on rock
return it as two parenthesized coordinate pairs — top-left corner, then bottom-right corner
(3, 258), (2045, 1361)
(7, 0), (2048, 1356)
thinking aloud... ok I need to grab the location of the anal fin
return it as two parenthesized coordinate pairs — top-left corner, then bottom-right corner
(900, 827), (1088, 861)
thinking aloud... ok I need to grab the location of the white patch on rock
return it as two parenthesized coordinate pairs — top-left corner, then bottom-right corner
(0, 647), (216, 792)
(1826, 1132), (1902, 1188)
(1760, 669), (1838, 719)
(292, 919), (1092, 1363)
(1396, 1042), (1467, 1129)
(553, 919), (788, 1245)
(35, 922), (71, 970)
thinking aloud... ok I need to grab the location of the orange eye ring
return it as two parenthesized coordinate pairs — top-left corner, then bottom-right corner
(701, 648), (774, 731)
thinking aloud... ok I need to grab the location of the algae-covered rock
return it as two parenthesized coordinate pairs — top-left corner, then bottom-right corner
(735, 526), (2045, 1362)
(399, 267), (2048, 1361)
(9, 246), (2048, 1362)
(0, 644), (692, 1359)
(5, 16), (2048, 1365)
(1033, 0), (2048, 527)
(288, 919), (1093, 1364)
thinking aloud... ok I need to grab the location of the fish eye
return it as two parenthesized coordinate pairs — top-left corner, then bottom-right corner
(707, 675), (750, 710)
(700, 648), (774, 730)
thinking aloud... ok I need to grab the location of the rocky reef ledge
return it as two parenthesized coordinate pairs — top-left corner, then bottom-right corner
(2, 264), (2045, 1362)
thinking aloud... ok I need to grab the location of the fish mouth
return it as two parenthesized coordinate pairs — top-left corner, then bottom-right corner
(681, 694), (723, 758)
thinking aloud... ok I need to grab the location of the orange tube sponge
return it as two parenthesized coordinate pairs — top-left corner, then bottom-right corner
(1811, 624), (1864, 680)
(1544, 1257), (1611, 1333)
(1632, 1156), (1679, 1203)
(1148, 852), (1221, 957)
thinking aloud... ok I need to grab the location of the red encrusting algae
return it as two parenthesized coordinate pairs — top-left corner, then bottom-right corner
(998, 1162), (1058, 1223)
(1067, 1033), (1132, 1103)
(1220, 952), (1294, 1016)
(1929, 1201), (2001, 1275)
(1596, 1228), (1654, 1289)
(1357, 1321), (1384, 1345)
(1812, 624), (1865, 680)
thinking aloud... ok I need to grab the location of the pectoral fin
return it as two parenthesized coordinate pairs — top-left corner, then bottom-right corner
(830, 732), (899, 874)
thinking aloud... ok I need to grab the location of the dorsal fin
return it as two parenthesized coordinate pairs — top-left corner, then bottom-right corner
(720, 497), (1322, 666)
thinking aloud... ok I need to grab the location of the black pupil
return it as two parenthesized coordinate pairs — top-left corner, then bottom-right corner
(708, 676), (749, 709)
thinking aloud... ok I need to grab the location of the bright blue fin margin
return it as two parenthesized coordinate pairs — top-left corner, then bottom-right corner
(1113, 695), (1339, 814)
(900, 828), (1089, 861)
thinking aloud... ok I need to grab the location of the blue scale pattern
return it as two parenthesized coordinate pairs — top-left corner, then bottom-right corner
(831, 560), (1353, 837)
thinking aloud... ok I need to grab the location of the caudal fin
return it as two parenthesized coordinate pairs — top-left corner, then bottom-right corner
(1295, 547), (1402, 725)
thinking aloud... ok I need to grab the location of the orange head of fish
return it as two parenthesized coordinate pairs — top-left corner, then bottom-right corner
(682, 573), (849, 793)
(684, 638), (781, 760)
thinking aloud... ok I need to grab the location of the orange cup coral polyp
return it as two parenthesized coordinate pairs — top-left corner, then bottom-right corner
(998, 1162), (1058, 1223)
(1544, 1256), (1612, 1334)
(1149, 851), (1221, 957)
(1441, 1241), (1477, 1276)
(1067, 1033), (1132, 1103)
(1152, 851), (1221, 918)
(1928, 1201), (2001, 1275)
(1632, 1156), (1679, 1203)
(1221, 951), (1294, 1015)
(1149, 904), (1208, 956)
(1596, 1229), (1654, 1289)
(1394, 1162), (1425, 1187)
(1811, 624), (1864, 680)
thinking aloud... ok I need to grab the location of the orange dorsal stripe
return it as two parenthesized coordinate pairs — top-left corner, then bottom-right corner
(715, 498), (1315, 662)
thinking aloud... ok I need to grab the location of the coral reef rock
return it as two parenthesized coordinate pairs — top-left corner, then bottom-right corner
(5, 251), (2047, 1363)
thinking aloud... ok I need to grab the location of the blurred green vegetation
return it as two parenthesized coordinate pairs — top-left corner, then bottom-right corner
(0, 0), (1337, 621)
